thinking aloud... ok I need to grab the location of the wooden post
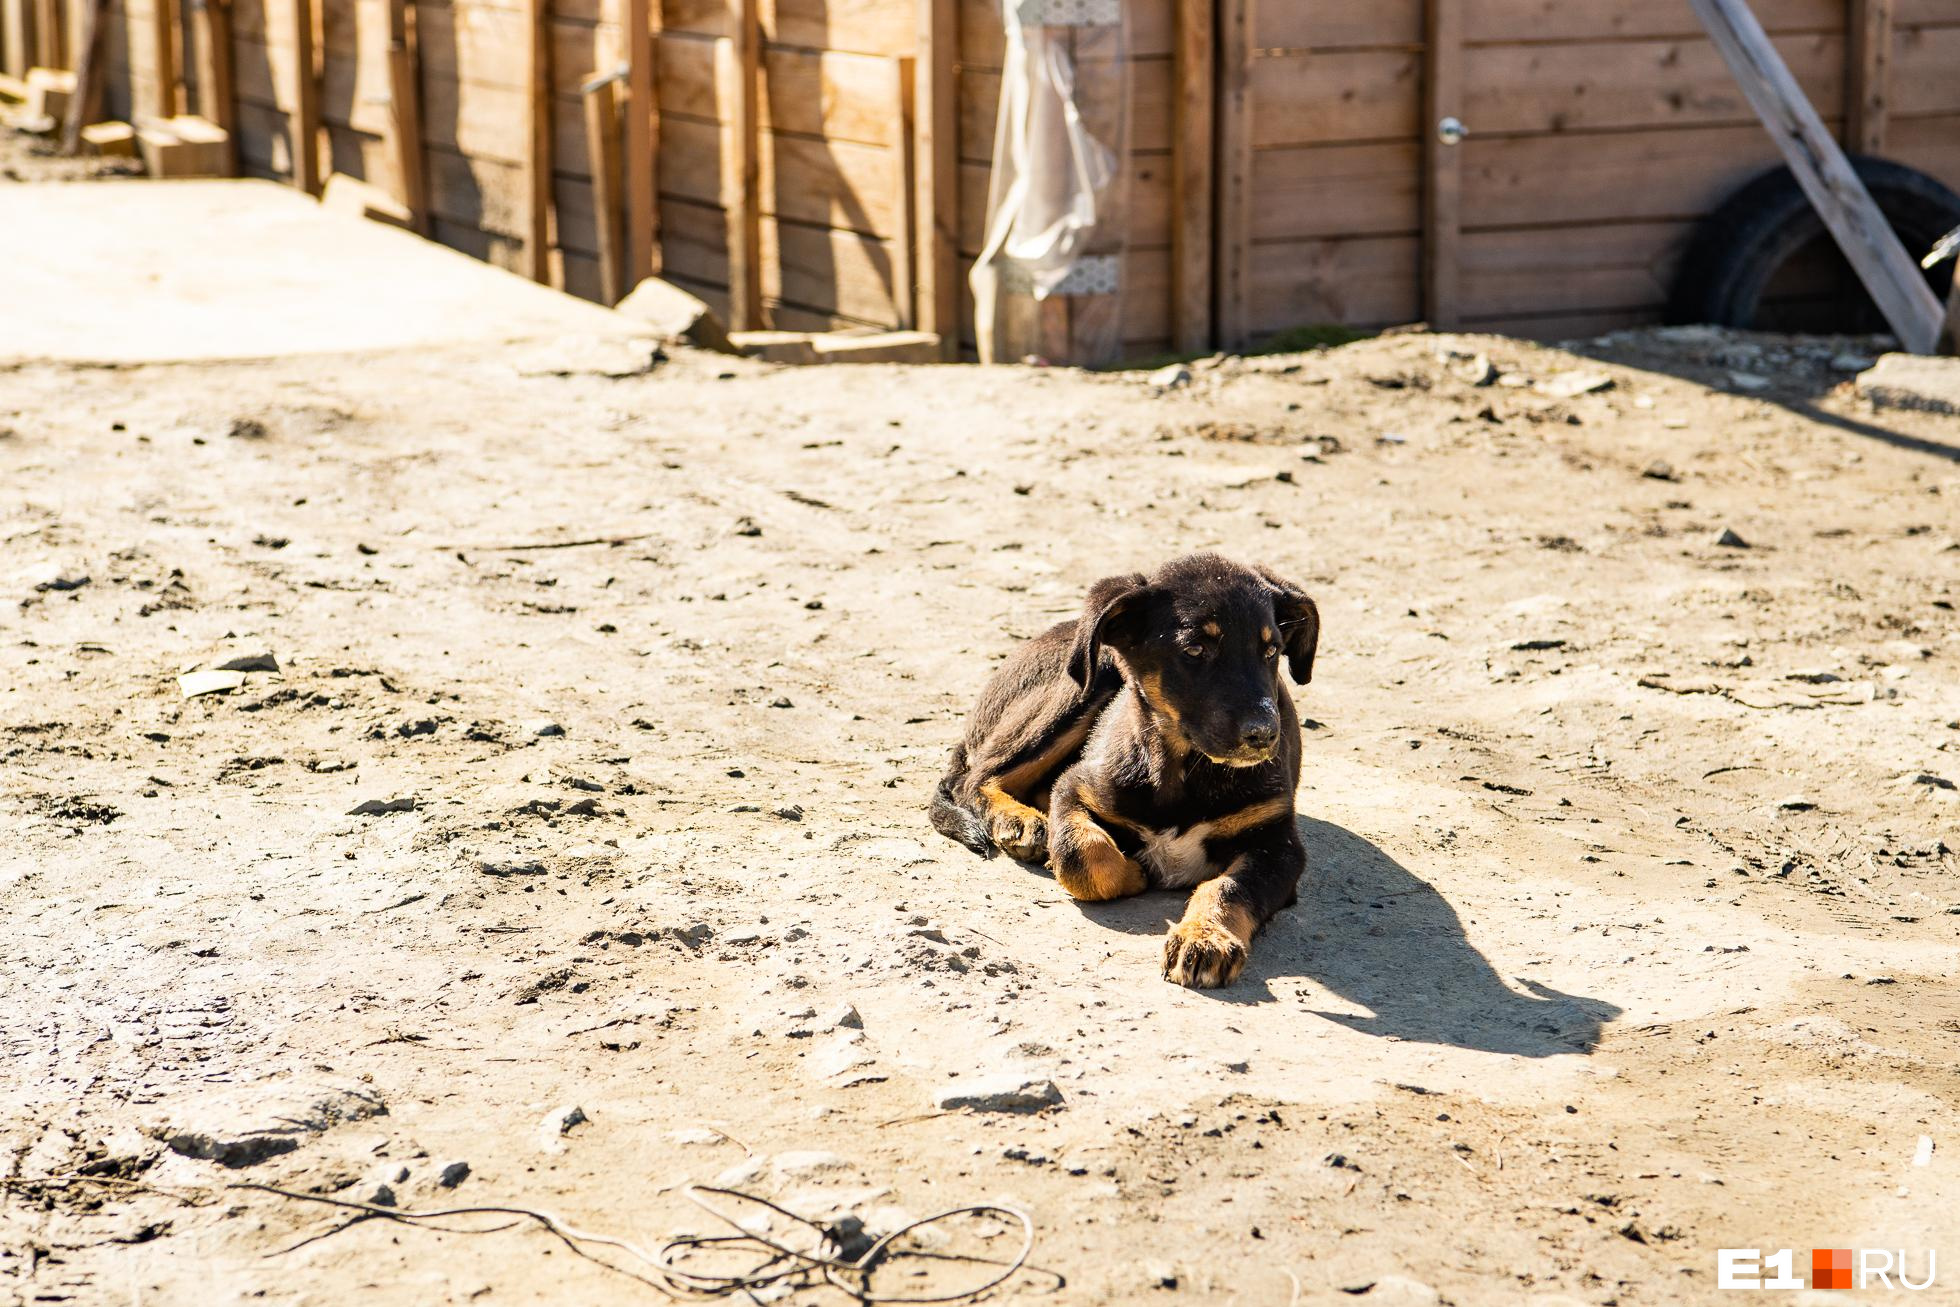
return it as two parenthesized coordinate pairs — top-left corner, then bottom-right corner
(1213, 0), (1251, 349)
(289, 0), (318, 191)
(190, 0), (235, 172)
(33, 0), (57, 67)
(523, 0), (554, 281)
(385, 0), (425, 233)
(914, 0), (955, 357)
(623, 0), (655, 282)
(151, 0), (178, 117)
(892, 54), (916, 328)
(724, 0), (761, 330)
(1171, 0), (1212, 353)
(1422, 0), (1462, 328)
(583, 71), (625, 303)
(1845, 0), (1890, 155)
(1690, 0), (1941, 353)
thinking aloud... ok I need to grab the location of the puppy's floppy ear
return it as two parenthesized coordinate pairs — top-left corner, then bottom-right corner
(1258, 568), (1321, 685)
(1067, 572), (1153, 687)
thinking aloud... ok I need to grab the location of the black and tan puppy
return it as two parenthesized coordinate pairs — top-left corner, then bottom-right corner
(931, 554), (1319, 988)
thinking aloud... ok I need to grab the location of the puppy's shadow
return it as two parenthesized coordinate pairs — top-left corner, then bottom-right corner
(1077, 817), (1620, 1056)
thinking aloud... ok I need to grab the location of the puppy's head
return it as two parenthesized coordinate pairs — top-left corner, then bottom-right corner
(1068, 554), (1320, 766)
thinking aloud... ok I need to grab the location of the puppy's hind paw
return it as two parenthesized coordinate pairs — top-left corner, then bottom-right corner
(1162, 919), (1248, 989)
(989, 811), (1049, 864)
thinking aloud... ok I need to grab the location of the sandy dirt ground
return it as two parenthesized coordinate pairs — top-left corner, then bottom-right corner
(4, 310), (1960, 1306)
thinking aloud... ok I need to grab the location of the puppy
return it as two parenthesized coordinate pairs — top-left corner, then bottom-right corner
(931, 553), (1320, 987)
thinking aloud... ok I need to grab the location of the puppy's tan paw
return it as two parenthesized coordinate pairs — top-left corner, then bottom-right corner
(1162, 918), (1248, 988)
(989, 810), (1049, 864)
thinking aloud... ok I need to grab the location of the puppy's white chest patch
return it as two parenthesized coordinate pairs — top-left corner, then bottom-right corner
(1140, 823), (1217, 888)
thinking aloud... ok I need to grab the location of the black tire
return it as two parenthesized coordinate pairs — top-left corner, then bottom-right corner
(1667, 156), (1960, 334)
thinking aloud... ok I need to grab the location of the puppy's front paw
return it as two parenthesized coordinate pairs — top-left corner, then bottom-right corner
(989, 810), (1049, 863)
(1162, 918), (1248, 988)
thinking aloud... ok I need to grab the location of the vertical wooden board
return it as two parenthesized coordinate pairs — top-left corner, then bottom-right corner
(623, 0), (652, 278)
(193, 0), (236, 149)
(290, 0), (319, 188)
(1170, 0), (1211, 351)
(1421, 0), (1460, 327)
(524, 0), (551, 280)
(914, 0), (954, 354)
(1845, 0), (1892, 152)
(583, 76), (624, 299)
(152, 0), (178, 115)
(721, 13), (760, 328)
(891, 52), (915, 327)
(1213, 0), (1252, 347)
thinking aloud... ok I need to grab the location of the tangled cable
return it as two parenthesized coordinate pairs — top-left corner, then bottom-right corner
(227, 1180), (1041, 1304)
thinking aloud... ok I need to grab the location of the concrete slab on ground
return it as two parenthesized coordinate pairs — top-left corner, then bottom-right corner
(1856, 352), (1960, 416)
(0, 179), (644, 363)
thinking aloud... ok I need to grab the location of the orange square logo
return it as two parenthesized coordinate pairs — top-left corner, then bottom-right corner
(1813, 1248), (1854, 1290)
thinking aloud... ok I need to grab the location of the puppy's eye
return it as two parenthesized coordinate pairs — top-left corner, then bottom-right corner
(1263, 645), (1280, 660)
(1181, 644), (1206, 660)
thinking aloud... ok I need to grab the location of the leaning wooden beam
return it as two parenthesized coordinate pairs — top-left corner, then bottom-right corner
(623, 0), (655, 281)
(524, 0), (553, 282)
(1845, 0), (1891, 155)
(723, 0), (762, 331)
(1690, 0), (1941, 354)
(384, 0), (425, 233)
(57, 0), (106, 155)
(913, 0), (955, 357)
(1212, 0), (1251, 350)
(289, 0), (318, 192)
(1170, 0), (1213, 353)
(190, 0), (235, 173)
(582, 68), (626, 303)
(1422, 0), (1463, 328)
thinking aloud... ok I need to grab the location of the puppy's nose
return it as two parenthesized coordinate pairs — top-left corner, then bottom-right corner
(1239, 704), (1280, 751)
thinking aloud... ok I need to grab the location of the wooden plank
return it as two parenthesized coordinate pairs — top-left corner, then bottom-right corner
(582, 73), (624, 299)
(891, 53), (915, 327)
(1170, 0), (1211, 351)
(290, 0), (318, 189)
(1465, 32), (1845, 136)
(413, 6), (617, 96)
(1214, 0), (1252, 347)
(1422, 0), (1461, 327)
(623, 0), (652, 279)
(60, 0), (109, 153)
(524, 0), (551, 280)
(191, 0), (236, 167)
(1461, 123), (1790, 229)
(151, 0), (177, 115)
(1689, 0), (1942, 351)
(1249, 143), (1418, 241)
(1845, 0), (1891, 151)
(385, 0), (426, 230)
(960, 58), (1170, 161)
(660, 199), (905, 322)
(1459, 220), (1691, 317)
(3, 0), (34, 80)
(722, 10), (760, 328)
(656, 114), (902, 231)
(914, 0), (953, 355)
(657, 31), (903, 146)
(34, 0), (58, 66)
(1890, 23), (1960, 116)
(663, 0), (914, 54)
(1248, 235), (1421, 333)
